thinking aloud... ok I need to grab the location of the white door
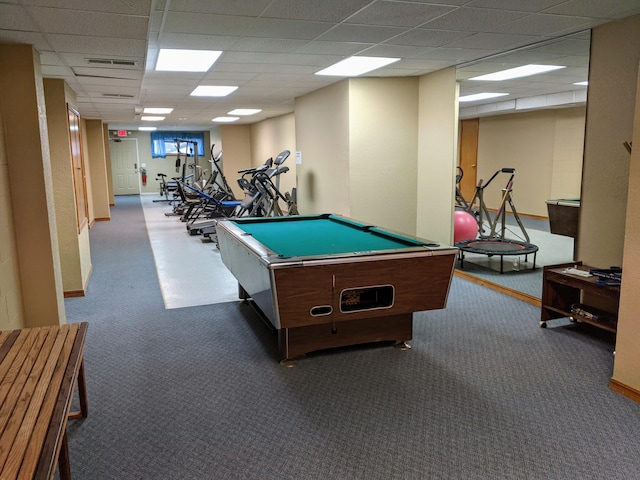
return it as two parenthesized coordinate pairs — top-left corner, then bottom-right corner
(111, 138), (140, 195)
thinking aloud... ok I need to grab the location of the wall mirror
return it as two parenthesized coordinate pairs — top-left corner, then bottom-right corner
(454, 30), (591, 303)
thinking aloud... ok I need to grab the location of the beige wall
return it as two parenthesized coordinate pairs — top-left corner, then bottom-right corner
(104, 124), (114, 205)
(613, 61), (640, 397)
(220, 124), (252, 200)
(580, 15), (640, 267)
(417, 67), (458, 244)
(295, 81), (351, 216)
(0, 44), (65, 327)
(44, 78), (92, 295)
(476, 107), (585, 218)
(249, 113), (297, 205)
(349, 77), (419, 233)
(550, 108), (586, 199)
(86, 119), (110, 221)
(80, 118), (94, 225)
(294, 73), (457, 242)
(0, 99), (25, 330)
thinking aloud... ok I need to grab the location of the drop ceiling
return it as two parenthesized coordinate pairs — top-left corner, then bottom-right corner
(1, 0), (639, 129)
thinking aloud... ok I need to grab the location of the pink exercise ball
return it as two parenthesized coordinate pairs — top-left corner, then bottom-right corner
(454, 210), (478, 243)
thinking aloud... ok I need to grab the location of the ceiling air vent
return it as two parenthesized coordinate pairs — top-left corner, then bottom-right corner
(102, 93), (135, 99)
(86, 58), (138, 67)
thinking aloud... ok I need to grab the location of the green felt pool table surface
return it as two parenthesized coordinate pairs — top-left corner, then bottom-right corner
(230, 214), (432, 258)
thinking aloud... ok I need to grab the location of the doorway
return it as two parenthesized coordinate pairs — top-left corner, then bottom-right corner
(110, 138), (140, 195)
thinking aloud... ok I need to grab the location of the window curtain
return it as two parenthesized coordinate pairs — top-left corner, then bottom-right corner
(150, 131), (205, 158)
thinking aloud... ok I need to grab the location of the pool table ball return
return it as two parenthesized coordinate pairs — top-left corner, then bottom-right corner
(216, 214), (458, 363)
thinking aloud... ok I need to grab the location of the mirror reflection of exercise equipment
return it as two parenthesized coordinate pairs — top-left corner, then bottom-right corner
(454, 168), (538, 273)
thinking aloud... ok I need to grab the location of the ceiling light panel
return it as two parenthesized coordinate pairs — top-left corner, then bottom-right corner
(315, 56), (401, 76)
(156, 49), (222, 72)
(212, 116), (239, 123)
(469, 64), (566, 81)
(191, 86), (238, 97)
(143, 107), (173, 114)
(228, 109), (262, 115)
(459, 92), (509, 102)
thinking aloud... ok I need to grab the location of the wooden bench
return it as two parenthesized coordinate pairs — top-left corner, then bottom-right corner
(0, 322), (88, 479)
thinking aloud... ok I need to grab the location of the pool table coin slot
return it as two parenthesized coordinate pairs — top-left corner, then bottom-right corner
(340, 284), (394, 313)
(310, 305), (333, 316)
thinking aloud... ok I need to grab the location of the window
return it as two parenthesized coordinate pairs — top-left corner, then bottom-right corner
(150, 131), (205, 158)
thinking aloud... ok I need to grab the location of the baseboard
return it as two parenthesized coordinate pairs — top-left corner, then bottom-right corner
(454, 269), (542, 307)
(485, 208), (547, 221)
(64, 290), (85, 298)
(94, 217), (111, 222)
(609, 377), (640, 403)
(63, 266), (93, 299)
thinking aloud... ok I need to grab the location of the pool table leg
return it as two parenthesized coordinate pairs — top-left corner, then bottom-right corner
(394, 341), (412, 350)
(238, 283), (249, 301)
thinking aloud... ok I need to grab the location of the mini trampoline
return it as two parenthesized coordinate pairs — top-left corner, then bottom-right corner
(455, 238), (538, 274)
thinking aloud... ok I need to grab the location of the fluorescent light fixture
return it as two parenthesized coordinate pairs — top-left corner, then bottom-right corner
(138, 126), (157, 131)
(191, 86), (238, 97)
(459, 92), (509, 102)
(228, 108), (262, 116)
(143, 107), (173, 114)
(155, 49), (222, 72)
(573, 81), (588, 86)
(315, 56), (400, 77)
(212, 116), (239, 123)
(141, 116), (165, 121)
(469, 64), (566, 81)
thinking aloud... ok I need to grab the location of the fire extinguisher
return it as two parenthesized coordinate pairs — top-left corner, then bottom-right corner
(140, 167), (147, 186)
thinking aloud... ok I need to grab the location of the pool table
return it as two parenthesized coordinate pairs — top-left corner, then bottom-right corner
(216, 214), (458, 362)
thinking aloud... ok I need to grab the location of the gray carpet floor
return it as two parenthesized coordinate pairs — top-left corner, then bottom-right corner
(64, 196), (640, 480)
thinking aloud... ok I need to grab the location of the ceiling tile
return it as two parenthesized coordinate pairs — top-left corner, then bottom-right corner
(0, 4), (40, 30)
(243, 18), (335, 40)
(495, 13), (595, 36)
(317, 24), (406, 43)
(544, 0), (640, 18)
(3, 0), (631, 126)
(446, 32), (539, 50)
(346, 1), (456, 27)
(228, 37), (309, 53)
(386, 29), (475, 47)
(162, 12), (257, 36)
(21, 0), (152, 14)
(27, 7), (148, 39)
(46, 34), (147, 56)
(421, 7), (529, 31)
(466, 0), (568, 12)
(263, 0), (373, 22)
(358, 44), (431, 58)
(167, 0), (272, 16)
(294, 41), (374, 55)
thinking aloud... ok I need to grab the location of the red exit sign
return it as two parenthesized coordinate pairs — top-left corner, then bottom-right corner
(117, 130), (127, 137)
